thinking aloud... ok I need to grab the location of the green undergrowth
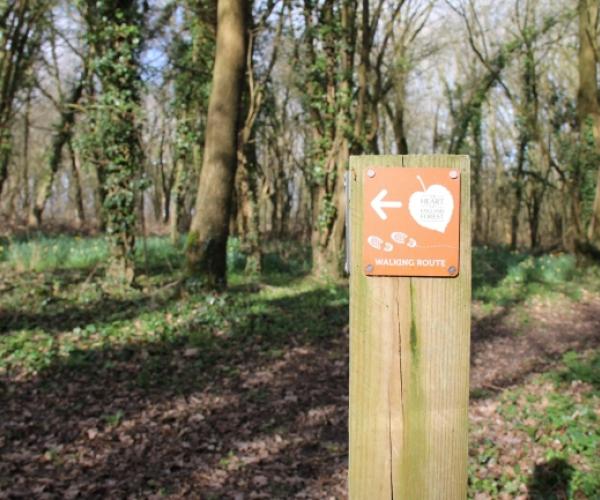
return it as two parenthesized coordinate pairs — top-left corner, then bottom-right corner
(473, 247), (600, 306)
(468, 350), (600, 499)
(0, 283), (348, 378)
(0, 234), (311, 279)
(1, 236), (599, 497)
(1, 239), (599, 378)
(0, 236), (345, 378)
(0, 234), (182, 273)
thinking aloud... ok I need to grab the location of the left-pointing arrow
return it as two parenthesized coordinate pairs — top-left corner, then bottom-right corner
(371, 189), (403, 220)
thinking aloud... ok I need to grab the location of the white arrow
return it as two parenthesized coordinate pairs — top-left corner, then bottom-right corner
(371, 189), (403, 220)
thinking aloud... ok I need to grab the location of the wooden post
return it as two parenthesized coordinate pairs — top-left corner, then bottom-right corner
(348, 155), (471, 499)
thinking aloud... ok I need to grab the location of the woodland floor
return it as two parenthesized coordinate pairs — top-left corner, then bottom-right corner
(0, 239), (599, 499)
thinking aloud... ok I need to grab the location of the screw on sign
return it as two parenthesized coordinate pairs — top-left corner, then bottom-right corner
(363, 167), (461, 278)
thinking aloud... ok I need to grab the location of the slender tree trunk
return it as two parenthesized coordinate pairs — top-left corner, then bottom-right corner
(68, 138), (85, 226)
(162, 184), (171, 224)
(511, 22), (540, 251)
(578, 0), (600, 243)
(386, 65), (409, 154)
(527, 195), (541, 250)
(471, 107), (484, 242)
(22, 88), (31, 217)
(235, 145), (261, 274)
(169, 157), (185, 245)
(589, 171), (600, 243)
(276, 167), (291, 239)
(511, 137), (527, 250)
(234, 3), (285, 275)
(94, 165), (107, 232)
(156, 127), (170, 224)
(0, 2), (45, 198)
(389, 103), (409, 154)
(0, 133), (10, 199)
(489, 112), (506, 243)
(186, 0), (247, 287)
(32, 76), (84, 226)
(311, 136), (349, 277)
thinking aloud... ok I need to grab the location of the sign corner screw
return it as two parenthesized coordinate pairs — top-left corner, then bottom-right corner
(449, 170), (459, 179)
(448, 266), (457, 275)
(366, 264), (374, 273)
(367, 169), (375, 178)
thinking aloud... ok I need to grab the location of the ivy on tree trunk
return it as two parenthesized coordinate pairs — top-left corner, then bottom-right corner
(78, 0), (145, 286)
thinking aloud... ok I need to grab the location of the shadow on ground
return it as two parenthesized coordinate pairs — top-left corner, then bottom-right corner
(470, 295), (600, 392)
(0, 287), (349, 497)
(528, 458), (574, 500)
(1, 257), (600, 496)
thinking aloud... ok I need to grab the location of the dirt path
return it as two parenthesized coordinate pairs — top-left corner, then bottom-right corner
(471, 292), (600, 391)
(1, 293), (599, 498)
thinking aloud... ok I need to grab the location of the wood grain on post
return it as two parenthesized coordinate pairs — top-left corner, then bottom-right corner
(348, 155), (471, 499)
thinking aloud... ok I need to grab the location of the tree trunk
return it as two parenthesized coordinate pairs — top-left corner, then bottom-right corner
(68, 138), (85, 226)
(32, 76), (84, 226)
(0, 2), (46, 198)
(169, 157), (186, 245)
(186, 0), (247, 287)
(589, 170), (600, 243)
(471, 107), (484, 242)
(233, 5), (284, 275)
(93, 165), (107, 232)
(306, 0), (357, 279)
(311, 138), (349, 277)
(22, 89), (31, 217)
(578, 0), (600, 243)
(386, 66), (409, 155)
(0, 133), (10, 198)
(511, 138), (527, 250)
(83, 0), (144, 286)
(236, 136), (261, 275)
(527, 195), (541, 250)
(157, 128), (171, 224)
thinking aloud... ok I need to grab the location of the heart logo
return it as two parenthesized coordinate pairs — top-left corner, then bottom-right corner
(408, 176), (454, 233)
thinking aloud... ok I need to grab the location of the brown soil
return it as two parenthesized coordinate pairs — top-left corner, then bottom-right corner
(1, 294), (599, 498)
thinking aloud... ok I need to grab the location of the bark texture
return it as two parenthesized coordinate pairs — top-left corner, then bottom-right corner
(186, 0), (247, 287)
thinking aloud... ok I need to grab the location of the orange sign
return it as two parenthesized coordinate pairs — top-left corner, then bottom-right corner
(362, 167), (461, 277)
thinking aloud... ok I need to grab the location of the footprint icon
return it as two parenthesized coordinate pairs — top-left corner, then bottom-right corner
(391, 232), (408, 244)
(367, 235), (384, 250)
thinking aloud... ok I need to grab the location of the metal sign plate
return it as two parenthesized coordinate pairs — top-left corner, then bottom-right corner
(362, 167), (461, 277)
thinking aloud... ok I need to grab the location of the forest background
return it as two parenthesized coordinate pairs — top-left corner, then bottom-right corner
(2, 0), (600, 280)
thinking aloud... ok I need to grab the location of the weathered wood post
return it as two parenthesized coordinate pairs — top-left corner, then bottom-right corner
(348, 155), (471, 499)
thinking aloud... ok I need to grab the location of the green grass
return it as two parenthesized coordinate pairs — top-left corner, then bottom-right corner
(0, 235), (109, 272)
(0, 234), (311, 279)
(0, 234), (183, 273)
(472, 247), (600, 306)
